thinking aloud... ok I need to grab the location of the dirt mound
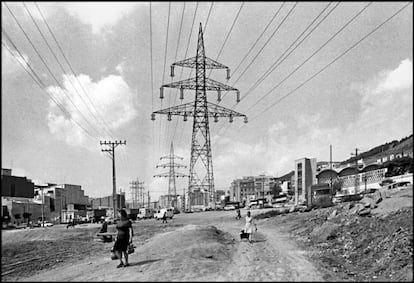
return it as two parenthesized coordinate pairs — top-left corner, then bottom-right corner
(266, 188), (413, 282)
(136, 224), (235, 281)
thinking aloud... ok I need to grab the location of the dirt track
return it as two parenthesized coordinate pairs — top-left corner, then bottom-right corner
(3, 209), (326, 282)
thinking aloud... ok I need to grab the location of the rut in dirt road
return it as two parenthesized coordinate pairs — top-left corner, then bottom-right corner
(216, 218), (325, 281)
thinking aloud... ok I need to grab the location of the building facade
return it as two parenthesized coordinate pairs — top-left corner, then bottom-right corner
(1, 169), (35, 198)
(230, 175), (275, 205)
(294, 158), (317, 205)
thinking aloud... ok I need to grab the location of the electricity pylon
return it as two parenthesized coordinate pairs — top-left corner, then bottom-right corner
(154, 142), (188, 208)
(130, 178), (144, 208)
(151, 23), (247, 211)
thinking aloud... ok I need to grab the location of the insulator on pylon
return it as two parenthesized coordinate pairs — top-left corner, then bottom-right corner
(160, 87), (164, 99)
(151, 113), (156, 121)
(214, 114), (219, 123)
(244, 116), (248, 123)
(229, 114), (233, 123)
(167, 112), (172, 121)
(217, 89), (221, 102)
(183, 112), (188, 122)
(180, 87), (184, 100)
(170, 65), (175, 77)
(226, 68), (230, 80)
(236, 90), (240, 103)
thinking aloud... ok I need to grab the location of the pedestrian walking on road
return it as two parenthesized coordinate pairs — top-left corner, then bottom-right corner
(113, 209), (133, 268)
(244, 210), (257, 243)
(236, 208), (241, 220)
(162, 211), (168, 224)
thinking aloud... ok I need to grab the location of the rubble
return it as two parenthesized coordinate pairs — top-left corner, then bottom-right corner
(270, 188), (413, 282)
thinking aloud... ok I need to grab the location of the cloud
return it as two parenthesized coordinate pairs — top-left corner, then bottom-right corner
(61, 3), (139, 33)
(46, 74), (138, 150)
(374, 59), (413, 94)
(356, 58), (413, 133)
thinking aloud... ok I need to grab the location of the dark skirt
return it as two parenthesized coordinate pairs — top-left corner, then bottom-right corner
(113, 237), (129, 252)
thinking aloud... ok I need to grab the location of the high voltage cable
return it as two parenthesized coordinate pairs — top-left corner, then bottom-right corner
(23, 2), (114, 140)
(242, 2), (339, 107)
(2, 35), (96, 141)
(207, 2), (245, 78)
(203, 2), (214, 35)
(216, 2), (338, 135)
(231, 2), (285, 77)
(164, 2), (186, 149)
(246, 2), (411, 124)
(33, 2), (116, 139)
(172, 2), (199, 146)
(244, 2), (372, 114)
(158, 2), (172, 152)
(3, 2), (103, 138)
(219, 2), (297, 98)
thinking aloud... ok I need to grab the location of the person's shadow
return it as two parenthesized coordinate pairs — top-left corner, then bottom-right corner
(127, 259), (162, 267)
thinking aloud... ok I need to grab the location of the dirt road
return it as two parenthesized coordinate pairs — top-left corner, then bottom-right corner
(15, 209), (325, 282)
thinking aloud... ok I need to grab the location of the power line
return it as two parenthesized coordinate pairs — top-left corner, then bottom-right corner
(220, 2), (297, 95)
(172, 2), (199, 146)
(23, 2), (114, 139)
(207, 2), (245, 78)
(3, 2), (103, 138)
(245, 2), (373, 114)
(33, 2), (115, 139)
(231, 2), (285, 77)
(164, 2), (186, 149)
(203, 2), (214, 35)
(158, 2), (172, 152)
(217, 2), (339, 136)
(2, 34), (96, 141)
(246, 2), (411, 124)
(242, 2), (338, 107)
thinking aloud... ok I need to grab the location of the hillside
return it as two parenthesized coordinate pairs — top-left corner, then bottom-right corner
(341, 134), (413, 165)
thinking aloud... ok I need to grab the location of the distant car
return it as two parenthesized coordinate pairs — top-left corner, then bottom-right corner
(379, 179), (394, 186)
(224, 205), (236, 211)
(39, 221), (54, 227)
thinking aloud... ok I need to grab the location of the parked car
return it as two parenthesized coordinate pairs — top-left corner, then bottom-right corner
(224, 205), (236, 211)
(154, 208), (174, 220)
(379, 179), (394, 186)
(38, 221), (54, 227)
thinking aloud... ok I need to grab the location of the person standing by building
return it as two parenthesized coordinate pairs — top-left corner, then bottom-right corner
(113, 209), (133, 268)
(244, 210), (257, 243)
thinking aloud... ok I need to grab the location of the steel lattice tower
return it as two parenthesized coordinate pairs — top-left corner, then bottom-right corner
(154, 142), (188, 208)
(152, 23), (247, 211)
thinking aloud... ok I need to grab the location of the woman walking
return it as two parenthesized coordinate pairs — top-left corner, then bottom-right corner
(244, 210), (257, 243)
(113, 209), (133, 268)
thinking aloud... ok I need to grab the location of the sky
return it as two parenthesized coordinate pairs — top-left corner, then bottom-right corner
(2, 1), (413, 202)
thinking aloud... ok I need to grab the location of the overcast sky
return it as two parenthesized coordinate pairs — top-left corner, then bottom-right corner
(2, 2), (412, 201)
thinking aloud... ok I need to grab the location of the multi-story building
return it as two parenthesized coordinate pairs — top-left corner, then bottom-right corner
(1, 168), (35, 198)
(230, 175), (275, 205)
(89, 192), (126, 210)
(294, 158), (317, 205)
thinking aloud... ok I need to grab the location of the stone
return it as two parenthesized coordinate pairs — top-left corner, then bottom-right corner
(358, 207), (371, 216)
(328, 210), (337, 220)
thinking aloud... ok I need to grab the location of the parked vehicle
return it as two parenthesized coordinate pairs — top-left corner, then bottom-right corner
(38, 221), (54, 227)
(137, 208), (154, 220)
(224, 205), (236, 211)
(154, 208), (174, 220)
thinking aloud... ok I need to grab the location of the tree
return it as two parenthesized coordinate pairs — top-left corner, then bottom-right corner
(271, 182), (282, 198)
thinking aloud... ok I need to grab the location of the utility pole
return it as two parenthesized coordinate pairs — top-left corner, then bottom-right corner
(154, 142), (188, 208)
(147, 191), (150, 208)
(100, 140), (126, 217)
(350, 148), (359, 194)
(330, 144), (333, 192)
(151, 23), (247, 211)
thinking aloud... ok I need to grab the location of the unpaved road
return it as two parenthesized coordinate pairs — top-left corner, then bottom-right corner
(14, 209), (326, 281)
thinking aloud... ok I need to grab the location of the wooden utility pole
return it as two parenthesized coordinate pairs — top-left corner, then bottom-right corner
(100, 140), (126, 217)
